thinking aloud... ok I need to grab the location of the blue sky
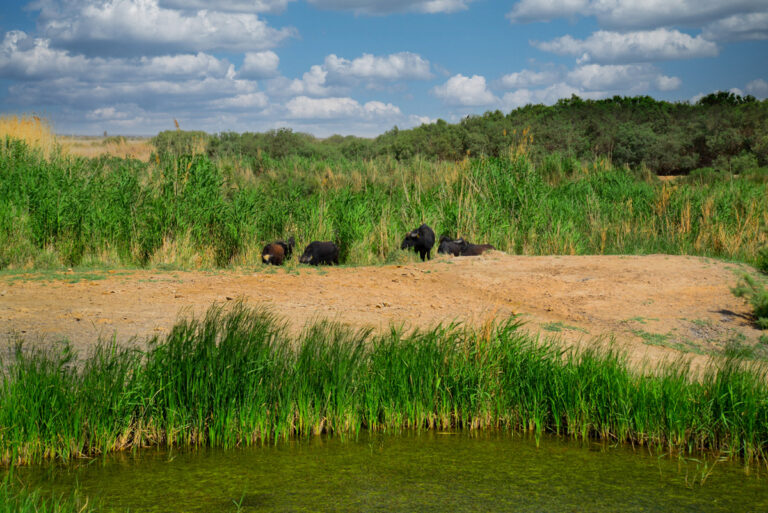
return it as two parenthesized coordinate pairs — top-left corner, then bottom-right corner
(0, 0), (766, 136)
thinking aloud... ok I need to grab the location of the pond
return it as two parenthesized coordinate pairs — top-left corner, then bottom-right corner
(14, 432), (768, 512)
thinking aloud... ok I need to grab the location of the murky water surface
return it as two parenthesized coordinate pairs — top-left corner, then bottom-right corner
(15, 433), (768, 512)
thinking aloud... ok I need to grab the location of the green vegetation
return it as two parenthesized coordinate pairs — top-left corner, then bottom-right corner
(151, 129), (208, 159)
(2, 135), (767, 270)
(0, 481), (93, 513)
(101, 136), (126, 146)
(732, 274), (768, 329)
(1, 303), (767, 466)
(758, 245), (768, 274)
(540, 322), (587, 333)
(205, 93), (768, 175)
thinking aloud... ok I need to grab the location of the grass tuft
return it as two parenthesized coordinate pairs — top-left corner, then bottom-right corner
(732, 274), (768, 329)
(1, 303), (767, 466)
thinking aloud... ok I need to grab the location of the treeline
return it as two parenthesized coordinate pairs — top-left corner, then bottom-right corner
(154, 92), (768, 175)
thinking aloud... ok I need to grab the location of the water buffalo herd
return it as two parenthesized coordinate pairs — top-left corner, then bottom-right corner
(261, 224), (494, 266)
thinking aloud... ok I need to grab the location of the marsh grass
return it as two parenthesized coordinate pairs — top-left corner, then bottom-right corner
(0, 116), (58, 159)
(2, 139), (768, 270)
(1, 303), (767, 466)
(732, 274), (768, 329)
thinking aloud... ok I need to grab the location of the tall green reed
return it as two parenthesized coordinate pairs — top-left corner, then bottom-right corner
(1, 138), (767, 269)
(1, 303), (767, 466)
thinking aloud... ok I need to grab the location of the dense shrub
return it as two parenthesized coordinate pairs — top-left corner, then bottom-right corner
(151, 130), (209, 158)
(199, 94), (768, 176)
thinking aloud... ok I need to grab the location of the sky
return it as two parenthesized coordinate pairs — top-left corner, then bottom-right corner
(0, 0), (767, 137)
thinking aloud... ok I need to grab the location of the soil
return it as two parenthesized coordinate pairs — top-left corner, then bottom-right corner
(0, 253), (764, 368)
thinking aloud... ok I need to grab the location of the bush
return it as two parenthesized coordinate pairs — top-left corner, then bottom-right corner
(732, 152), (760, 174)
(732, 274), (768, 329)
(758, 246), (768, 274)
(151, 130), (209, 158)
(686, 167), (730, 184)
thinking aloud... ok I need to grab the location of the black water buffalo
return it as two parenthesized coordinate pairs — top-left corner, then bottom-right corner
(437, 236), (465, 256)
(299, 241), (339, 265)
(460, 242), (495, 256)
(438, 236), (495, 256)
(401, 224), (435, 261)
(261, 236), (295, 266)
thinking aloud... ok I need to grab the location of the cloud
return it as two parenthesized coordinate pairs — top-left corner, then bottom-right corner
(33, 0), (295, 57)
(284, 96), (401, 119)
(746, 78), (768, 98)
(534, 29), (718, 64)
(702, 12), (768, 41)
(408, 114), (437, 126)
(507, 0), (767, 30)
(432, 74), (498, 106)
(655, 75), (682, 91)
(0, 32), (236, 83)
(498, 63), (681, 109)
(0, 30), (90, 80)
(239, 51), (279, 79)
(158, 0), (294, 13)
(501, 82), (604, 109)
(306, 0), (475, 14)
(324, 52), (432, 82)
(266, 51), (432, 97)
(85, 105), (135, 121)
(210, 92), (269, 110)
(284, 65), (336, 96)
(566, 64), (681, 91)
(499, 69), (559, 89)
(7, 71), (259, 112)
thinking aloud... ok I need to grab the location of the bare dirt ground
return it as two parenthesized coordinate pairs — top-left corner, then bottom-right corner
(0, 254), (763, 367)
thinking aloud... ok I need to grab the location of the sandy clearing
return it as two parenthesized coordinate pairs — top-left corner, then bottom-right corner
(0, 253), (763, 367)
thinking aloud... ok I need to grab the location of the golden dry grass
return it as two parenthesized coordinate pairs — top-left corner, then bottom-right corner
(0, 114), (153, 161)
(0, 114), (58, 157)
(59, 136), (154, 161)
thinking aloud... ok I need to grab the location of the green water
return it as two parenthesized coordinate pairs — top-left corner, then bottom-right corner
(14, 433), (768, 512)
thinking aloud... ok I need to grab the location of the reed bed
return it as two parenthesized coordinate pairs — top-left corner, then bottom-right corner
(0, 116), (58, 160)
(1, 303), (767, 466)
(1, 138), (767, 270)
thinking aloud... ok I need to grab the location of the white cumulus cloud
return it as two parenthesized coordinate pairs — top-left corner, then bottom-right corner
(566, 63), (681, 92)
(702, 12), (768, 41)
(499, 69), (559, 89)
(240, 51), (280, 79)
(267, 51), (432, 97)
(0, 32), (237, 82)
(0, 30), (90, 79)
(432, 74), (498, 106)
(33, 0), (295, 57)
(507, 0), (768, 30)
(746, 78), (768, 98)
(284, 96), (401, 119)
(284, 65), (335, 96)
(534, 29), (719, 64)
(408, 114), (437, 126)
(211, 92), (269, 110)
(501, 83), (602, 110)
(158, 0), (295, 13)
(324, 52), (432, 82)
(307, 0), (476, 14)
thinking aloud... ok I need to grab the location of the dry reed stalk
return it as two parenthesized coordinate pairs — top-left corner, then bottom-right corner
(0, 114), (58, 157)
